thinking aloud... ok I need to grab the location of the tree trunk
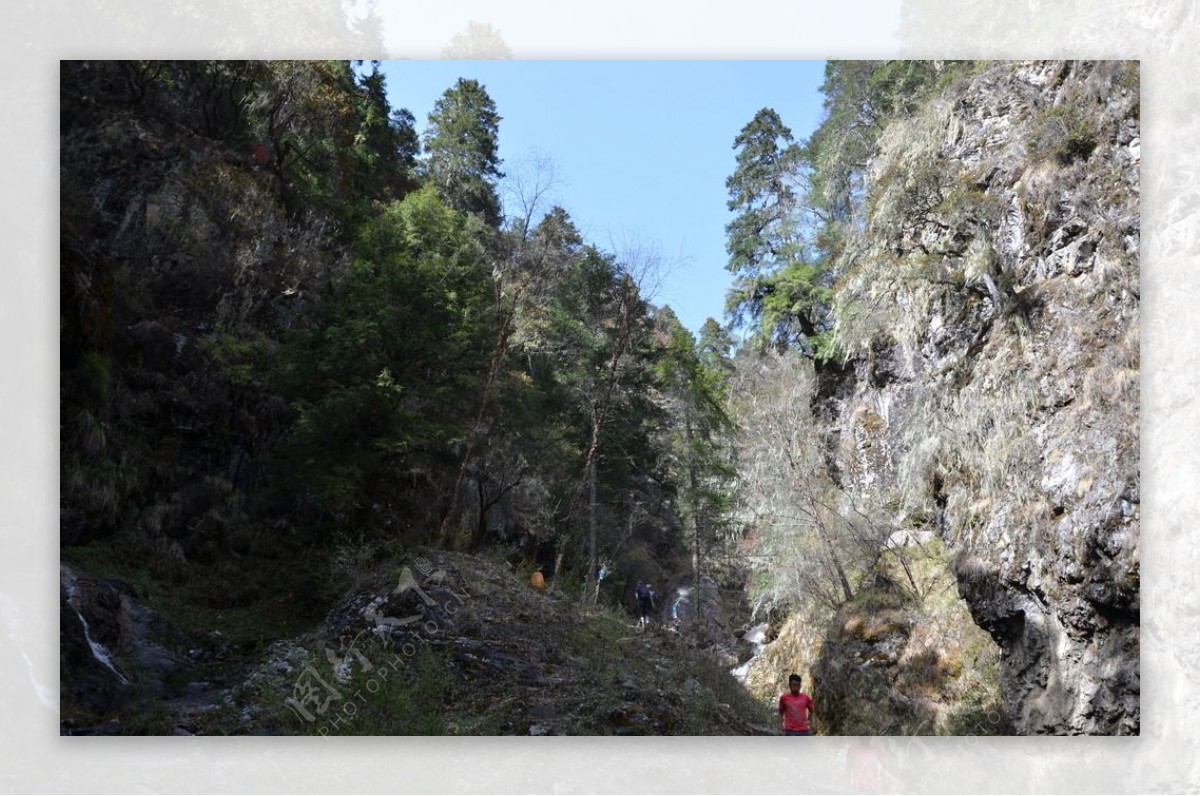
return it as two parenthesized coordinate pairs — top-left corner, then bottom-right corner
(473, 476), (488, 549)
(686, 411), (704, 639)
(586, 452), (598, 604)
(812, 510), (854, 603)
(550, 534), (568, 593)
(573, 282), (636, 603)
(437, 273), (516, 548)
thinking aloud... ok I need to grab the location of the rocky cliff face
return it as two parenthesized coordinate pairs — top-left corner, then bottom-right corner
(60, 563), (205, 733)
(828, 61), (1140, 734)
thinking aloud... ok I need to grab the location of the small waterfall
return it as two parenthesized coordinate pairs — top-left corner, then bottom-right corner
(730, 622), (770, 683)
(62, 567), (129, 685)
(667, 587), (691, 623)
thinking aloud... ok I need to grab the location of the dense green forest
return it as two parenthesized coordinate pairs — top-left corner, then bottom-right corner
(61, 60), (738, 603)
(60, 59), (1139, 736)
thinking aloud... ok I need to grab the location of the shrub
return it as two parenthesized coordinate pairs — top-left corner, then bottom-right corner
(1028, 103), (1098, 166)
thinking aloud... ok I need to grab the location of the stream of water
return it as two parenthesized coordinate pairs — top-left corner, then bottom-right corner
(62, 567), (129, 685)
(731, 622), (769, 682)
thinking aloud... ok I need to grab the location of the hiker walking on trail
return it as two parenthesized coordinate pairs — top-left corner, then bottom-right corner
(779, 673), (815, 735)
(635, 581), (656, 629)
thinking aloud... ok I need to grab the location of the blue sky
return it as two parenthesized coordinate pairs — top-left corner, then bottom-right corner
(378, 61), (831, 335)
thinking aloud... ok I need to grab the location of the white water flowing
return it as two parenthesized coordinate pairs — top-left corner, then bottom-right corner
(730, 622), (770, 683)
(62, 568), (128, 685)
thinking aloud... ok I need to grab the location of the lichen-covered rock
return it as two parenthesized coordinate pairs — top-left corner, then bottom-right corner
(830, 61), (1139, 734)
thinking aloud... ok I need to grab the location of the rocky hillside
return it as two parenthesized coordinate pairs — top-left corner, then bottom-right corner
(61, 550), (773, 736)
(823, 61), (1140, 734)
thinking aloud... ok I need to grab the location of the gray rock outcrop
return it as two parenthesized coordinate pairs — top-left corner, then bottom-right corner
(827, 61), (1139, 734)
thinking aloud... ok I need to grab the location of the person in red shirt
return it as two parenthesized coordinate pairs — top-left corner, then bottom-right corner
(778, 673), (815, 735)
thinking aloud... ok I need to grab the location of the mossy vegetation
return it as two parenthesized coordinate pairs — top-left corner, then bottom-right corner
(810, 538), (1010, 736)
(62, 539), (329, 651)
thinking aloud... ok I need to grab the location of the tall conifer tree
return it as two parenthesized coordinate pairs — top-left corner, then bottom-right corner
(423, 78), (505, 227)
(725, 108), (830, 352)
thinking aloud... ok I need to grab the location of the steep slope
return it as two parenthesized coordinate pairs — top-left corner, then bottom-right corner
(828, 60), (1140, 734)
(147, 550), (772, 736)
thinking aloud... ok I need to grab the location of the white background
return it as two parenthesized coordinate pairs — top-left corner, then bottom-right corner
(4, 0), (1194, 792)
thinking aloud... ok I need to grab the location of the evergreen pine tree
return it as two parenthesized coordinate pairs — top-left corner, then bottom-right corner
(423, 78), (505, 227)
